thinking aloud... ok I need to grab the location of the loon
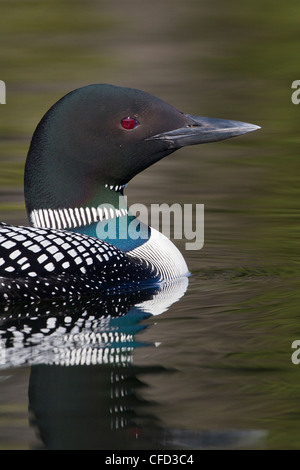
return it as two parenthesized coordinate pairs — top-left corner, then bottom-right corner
(0, 84), (259, 302)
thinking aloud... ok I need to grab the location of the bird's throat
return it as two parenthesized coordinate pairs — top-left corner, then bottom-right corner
(29, 193), (150, 252)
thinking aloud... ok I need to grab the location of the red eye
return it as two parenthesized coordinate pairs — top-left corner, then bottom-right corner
(121, 117), (139, 130)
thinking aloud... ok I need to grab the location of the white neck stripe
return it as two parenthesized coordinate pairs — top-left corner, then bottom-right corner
(104, 183), (127, 192)
(30, 206), (128, 229)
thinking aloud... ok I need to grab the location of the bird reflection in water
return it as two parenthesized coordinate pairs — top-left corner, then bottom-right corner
(0, 278), (186, 449)
(0, 278), (266, 450)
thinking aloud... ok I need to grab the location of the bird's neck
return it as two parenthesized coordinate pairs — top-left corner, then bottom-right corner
(29, 189), (150, 252)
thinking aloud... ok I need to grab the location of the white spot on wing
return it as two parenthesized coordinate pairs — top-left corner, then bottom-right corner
(2, 240), (16, 249)
(44, 262), (55, 272)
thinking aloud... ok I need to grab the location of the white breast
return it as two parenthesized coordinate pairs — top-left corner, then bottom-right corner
(128, 227), (189, 281)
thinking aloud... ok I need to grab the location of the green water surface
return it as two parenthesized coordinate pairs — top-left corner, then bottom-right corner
(0, 0), (299, 450)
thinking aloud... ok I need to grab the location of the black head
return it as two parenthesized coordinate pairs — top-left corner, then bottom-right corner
(24, 84), (259, 214)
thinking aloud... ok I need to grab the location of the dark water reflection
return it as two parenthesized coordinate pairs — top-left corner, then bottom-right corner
(28, 364), (264, 450)
(0, 282), (183, 449)
(0, 280), (266, 450)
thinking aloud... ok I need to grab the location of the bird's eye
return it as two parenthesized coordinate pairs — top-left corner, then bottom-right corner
(121, 117), (139, 130)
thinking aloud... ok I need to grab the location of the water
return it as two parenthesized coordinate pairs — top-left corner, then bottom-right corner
(0, 0), (299, 450)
